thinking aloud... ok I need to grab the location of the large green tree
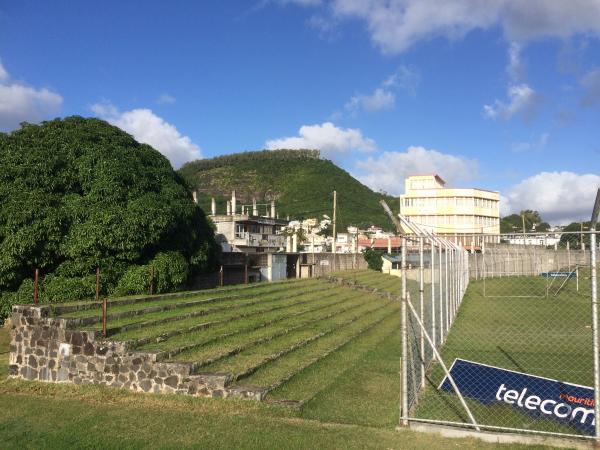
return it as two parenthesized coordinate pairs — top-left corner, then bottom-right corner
(0, 117), (218, 300)
(500, 210), (550, 233)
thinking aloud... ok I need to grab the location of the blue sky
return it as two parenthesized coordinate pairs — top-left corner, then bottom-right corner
(1, 0), (599, 223)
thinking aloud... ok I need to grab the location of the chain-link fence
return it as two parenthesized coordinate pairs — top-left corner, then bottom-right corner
(398, 221), (600, 441)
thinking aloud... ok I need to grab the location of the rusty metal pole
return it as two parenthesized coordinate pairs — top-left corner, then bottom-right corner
(220, 265), (224, 287)
(33, 268), (39, 305)
(102, 296), (107, 338)
(96, 267), (100, 302)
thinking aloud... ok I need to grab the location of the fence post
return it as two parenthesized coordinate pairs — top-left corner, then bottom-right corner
(33, 268), (39, 305)
(438, 243), (444, 344)
(149, 266), (155, 295)
(419, 236), (425, 388)
(102, 296), (107, 338)
(400, 235), (408, 426)
(95, 267), (100, 303)
(430, 238), (437, 350)
(591, 233), (599, 442)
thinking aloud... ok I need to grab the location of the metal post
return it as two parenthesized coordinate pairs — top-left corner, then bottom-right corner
(102, 296), (107, 338)
(430, 238), (436, 349)
(400, 236), (408, 426)
(419, 236), (425, 388)
(33, 268), (39, 305)
(219, 265), (224, 287)
(444, 244), (449, 339)
(591, 233), (599, 442)
(438, 243), (444, 343)
(95, 267), (100, 302)
(405, 292), (480, 431)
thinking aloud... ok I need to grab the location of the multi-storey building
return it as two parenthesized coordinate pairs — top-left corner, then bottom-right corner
(399, 175), (500, 248)
(205, 191), (288, 253)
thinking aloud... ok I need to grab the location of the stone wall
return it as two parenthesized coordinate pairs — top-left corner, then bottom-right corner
(8, 304), (264, 400)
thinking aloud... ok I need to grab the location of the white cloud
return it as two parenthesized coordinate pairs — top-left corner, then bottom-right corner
(503, 171), (600, 224)
(580, 68), (600, 107)
(483, 83), (539, 121)
(0, 59), (63, 132)
(326, 0), (600, 54)
(510, 132), (549, 153)
(345, 88), (395, 114)
(156, 93), (176, 105)
(91, 102), (202, 168)
(265, 122), (376, 158)
(355, 146), (477, 195)
(341, 65), (419, 116)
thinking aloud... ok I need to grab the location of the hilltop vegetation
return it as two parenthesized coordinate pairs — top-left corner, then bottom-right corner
(179, 150), (397, 230)
(0, 117), (218, 321)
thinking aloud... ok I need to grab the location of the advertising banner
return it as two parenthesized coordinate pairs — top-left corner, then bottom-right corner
(439, 359), (595, 435)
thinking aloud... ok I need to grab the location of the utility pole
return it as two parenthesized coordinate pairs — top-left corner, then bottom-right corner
(332, 190), (337, 272)
(332, 190), (337, 255)
(521, 213), (526, 244)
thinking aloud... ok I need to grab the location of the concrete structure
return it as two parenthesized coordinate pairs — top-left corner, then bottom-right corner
(207, 191), (288, 253)
(400, 175), (500, 248)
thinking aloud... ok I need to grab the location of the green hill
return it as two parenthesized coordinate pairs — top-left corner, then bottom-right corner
(178, 150), (397, 231)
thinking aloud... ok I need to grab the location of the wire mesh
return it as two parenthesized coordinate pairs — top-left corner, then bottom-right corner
(402, 230), (599, 440)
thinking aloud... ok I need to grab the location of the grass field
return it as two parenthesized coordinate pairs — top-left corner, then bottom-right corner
(2, 269), (587, 447)
(0, 323), (550, 449)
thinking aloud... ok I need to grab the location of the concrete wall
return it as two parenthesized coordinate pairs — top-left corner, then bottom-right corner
(468, 247), (588, 280)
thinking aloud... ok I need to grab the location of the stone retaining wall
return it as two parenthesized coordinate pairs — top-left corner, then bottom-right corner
(8, 304), (264, 400)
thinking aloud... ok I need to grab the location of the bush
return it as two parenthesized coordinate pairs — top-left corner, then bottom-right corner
(112, 265), (152, 297)
(0, 279), (34, 325)
(41, 275), (96, 303)
(363, 248), (384, 271)
(150, 252), (189, 293)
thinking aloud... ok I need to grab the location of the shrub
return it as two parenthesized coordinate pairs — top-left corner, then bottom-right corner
(112, 265), (152, 297)
(0, 279), (34, 325)
(363, 248), (384, 271)
(42, 275), (96, 303)
(150, 251), (189, 293)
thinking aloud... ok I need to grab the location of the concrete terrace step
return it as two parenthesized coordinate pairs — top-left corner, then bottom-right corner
(131, 288), (353, 353)
(246, 305), (399, 396)
(174, 293), (372, 368)
(197, 297), (393, 380)
(59, 279), (322, 321)
(265, 313), (400, 405)
(93, 283), (337, 336)
(222, 301), (395, 386)
(51, 277), (316, 316)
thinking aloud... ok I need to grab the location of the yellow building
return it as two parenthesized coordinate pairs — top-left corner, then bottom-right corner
(400, 175), (500, 248)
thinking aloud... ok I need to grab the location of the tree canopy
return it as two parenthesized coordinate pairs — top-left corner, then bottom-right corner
(0, 117), (218, 311)
(500, 210), (550, 233)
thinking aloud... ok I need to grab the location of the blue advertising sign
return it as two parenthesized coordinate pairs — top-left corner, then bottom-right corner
(540, 272), (576, 278)
(439, 359), (596, 435)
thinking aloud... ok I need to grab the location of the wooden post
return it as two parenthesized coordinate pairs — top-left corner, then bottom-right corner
(33, 268), (39, 305)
